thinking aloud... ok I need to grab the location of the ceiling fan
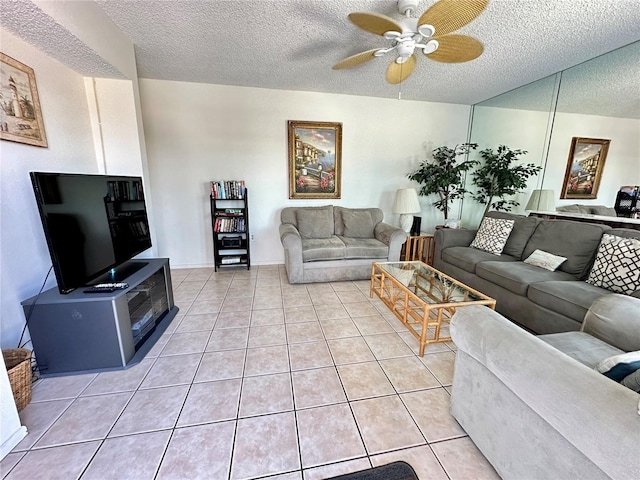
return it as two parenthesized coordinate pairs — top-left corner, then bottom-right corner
(333, 0), (488, 84)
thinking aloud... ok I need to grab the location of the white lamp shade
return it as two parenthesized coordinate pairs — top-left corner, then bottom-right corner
(393, 188), (421, 214)
(525, 189), (556, 211)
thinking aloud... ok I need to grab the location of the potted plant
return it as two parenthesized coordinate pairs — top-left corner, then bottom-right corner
(407, 143), (478, 221)
(471, 145), (542, 216)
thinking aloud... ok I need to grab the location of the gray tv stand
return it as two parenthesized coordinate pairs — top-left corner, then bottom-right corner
(21, 258), (178, 377)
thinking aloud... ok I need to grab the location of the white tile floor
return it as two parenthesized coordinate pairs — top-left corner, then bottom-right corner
(1, 266), (501, 480)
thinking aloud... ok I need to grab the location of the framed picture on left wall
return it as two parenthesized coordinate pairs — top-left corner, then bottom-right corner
(0, 52), (48, 147)
(288, 120), (342, 199)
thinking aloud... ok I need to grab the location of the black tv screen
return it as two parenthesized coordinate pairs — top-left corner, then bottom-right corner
(30, 172), (152, 294)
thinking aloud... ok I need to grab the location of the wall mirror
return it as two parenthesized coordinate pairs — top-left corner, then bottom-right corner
(460, 40), (640, 228)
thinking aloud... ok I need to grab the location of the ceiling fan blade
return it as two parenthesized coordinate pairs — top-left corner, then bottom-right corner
(348, 12), (403, 36)
(425, 34), (483, 63)
(418, 0), (488, 36)
(386, 55), (417, 84)
(332, 49), (380, 69)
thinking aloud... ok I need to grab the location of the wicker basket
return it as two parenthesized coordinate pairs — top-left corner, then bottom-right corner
(3, 348), (32, 411)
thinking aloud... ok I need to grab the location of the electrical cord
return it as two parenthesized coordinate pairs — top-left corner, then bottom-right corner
(18, 265), (53, 349)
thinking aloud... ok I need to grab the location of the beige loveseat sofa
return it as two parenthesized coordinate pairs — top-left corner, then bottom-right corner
(279, 205), (407, 284)
(450, 296), (640, 480)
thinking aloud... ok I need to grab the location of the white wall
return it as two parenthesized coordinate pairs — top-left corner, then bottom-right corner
(139, 79), (471, 268)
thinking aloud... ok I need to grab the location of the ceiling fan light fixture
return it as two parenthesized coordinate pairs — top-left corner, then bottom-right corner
(423, 39), (439, 54)
(417, 23), (435, 38)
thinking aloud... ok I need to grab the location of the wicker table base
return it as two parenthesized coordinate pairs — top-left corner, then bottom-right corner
(370, 261), (495, 356)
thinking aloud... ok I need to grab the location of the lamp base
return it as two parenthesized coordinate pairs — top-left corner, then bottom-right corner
(399, 214), (413, 233)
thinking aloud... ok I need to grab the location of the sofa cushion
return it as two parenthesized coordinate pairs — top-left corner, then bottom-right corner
(590, 206), (618, 216)
(539, 332), (624, 368)
(523, 249), (567, 271)
(442, 247), (517, 273)
(334, 207), (383, 236)
(522, 219), (610, 279)
(587, 234), (640, 295)
(339, 236), (388, 259)
(470, 217), (515, 255)
(301, 236), (346, 262)
(486, 211), (540, 259)
(556, 204), (583, 213)
(608, 228), (640, 241)
(476, 261), (576, 296)
(527, 280), (610, 323)
(621, 369), (640, 392)
(341, 210), (375, 238)
(295, 206), (334, 239)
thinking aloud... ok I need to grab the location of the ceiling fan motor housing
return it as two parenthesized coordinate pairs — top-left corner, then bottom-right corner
(397, 0), (419, 15)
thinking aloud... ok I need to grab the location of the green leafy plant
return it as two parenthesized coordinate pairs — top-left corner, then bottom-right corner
(407, 143), (478, 220)
(471, 145), (542, 216)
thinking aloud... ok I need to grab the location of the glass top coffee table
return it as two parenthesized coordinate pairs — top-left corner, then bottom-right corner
(370, 261), (496, 356)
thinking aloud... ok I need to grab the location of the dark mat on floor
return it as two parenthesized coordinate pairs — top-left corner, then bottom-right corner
(325, 461), (419, 480)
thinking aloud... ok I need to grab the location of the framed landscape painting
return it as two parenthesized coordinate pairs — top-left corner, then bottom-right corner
(0, 52), (48, 147)
(288, 120), (342, 199)
(561, 137), (610, 199)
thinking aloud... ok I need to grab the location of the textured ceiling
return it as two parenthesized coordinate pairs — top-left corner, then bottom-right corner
(2, 0), (640, 112)
(477, 40), (640, 118)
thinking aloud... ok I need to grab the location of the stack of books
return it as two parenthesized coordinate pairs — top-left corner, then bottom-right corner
(210, 180), (245, 199)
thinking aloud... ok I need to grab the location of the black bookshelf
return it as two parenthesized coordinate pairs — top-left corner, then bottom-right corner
(210, 181), (250, 271)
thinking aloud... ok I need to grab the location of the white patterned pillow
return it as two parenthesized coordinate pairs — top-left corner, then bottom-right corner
(587, 234), (640, 295)
(470, 217), (515, 255)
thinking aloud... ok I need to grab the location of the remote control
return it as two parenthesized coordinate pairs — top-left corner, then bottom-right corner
(94, 282), (129, 289)
(83, 282), (129, 293)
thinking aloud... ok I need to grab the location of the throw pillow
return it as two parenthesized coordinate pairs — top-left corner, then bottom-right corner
(586, 234), (640, 295)
(595, 350), (640, 382)
(342, 210), (375, 238)
(296, 208), (332, 239)
(470, 217), (515, 255)
(523, 249), (567, 271)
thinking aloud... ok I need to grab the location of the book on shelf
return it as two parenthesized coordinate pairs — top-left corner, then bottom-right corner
(213, 217), (246, 233)
(210, 180), (246, 199)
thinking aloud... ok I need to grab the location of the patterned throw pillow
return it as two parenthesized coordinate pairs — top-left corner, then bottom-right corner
(587, 234), (640, 295)
(470, 217), (515, 255)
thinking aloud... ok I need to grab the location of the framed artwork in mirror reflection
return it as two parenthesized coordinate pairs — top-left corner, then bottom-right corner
(561, 137), (609, 200)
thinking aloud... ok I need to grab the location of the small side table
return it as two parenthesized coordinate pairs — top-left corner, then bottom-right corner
(402, 234), (435, 265)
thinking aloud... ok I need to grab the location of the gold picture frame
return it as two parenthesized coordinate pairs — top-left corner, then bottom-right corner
(0, 52), (48, 147)
(560, 137), (610, 199)
(288, 120), (342, 199)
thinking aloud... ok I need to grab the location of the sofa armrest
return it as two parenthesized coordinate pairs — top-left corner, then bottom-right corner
(433, 228), (477, 269)
(451, 306), (640, 480)
(582, 293), (640, 352)
(374, 222), (408, 261)
(280, 224), (303, 282)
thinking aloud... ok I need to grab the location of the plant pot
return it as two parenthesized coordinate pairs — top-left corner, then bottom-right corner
(3, 348), (32, 411)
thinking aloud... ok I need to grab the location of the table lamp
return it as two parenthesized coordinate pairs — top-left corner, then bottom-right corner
(393, 188), (421, 232)
(525, 189), (556, 211)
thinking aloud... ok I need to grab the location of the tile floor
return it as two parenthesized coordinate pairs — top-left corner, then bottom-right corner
(1, 266), (501, 480)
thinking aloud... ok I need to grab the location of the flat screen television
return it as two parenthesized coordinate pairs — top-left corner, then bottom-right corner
(30, 172), (152, 294)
